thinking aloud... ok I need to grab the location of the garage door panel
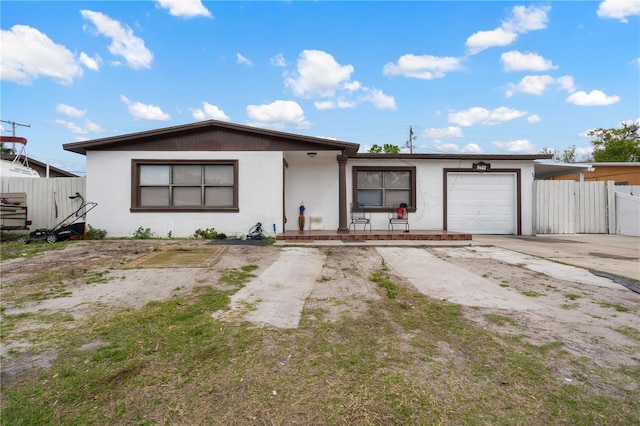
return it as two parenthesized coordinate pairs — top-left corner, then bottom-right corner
(447, 173), (516, 234)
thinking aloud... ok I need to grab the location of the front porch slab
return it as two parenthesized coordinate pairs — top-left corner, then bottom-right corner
(277, 230), (472, 242)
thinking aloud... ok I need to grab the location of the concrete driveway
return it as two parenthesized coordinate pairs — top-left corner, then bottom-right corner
(227, 234), (639, 329)
(472, 234), (640, 282)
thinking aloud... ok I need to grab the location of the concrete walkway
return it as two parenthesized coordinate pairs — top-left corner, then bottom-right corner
(222, 234), (638, 329)
(377, 247), (544, 310)
(471, 235), (640, 282)
(277, 234), (640, 282)
(216, 247), (325, 329)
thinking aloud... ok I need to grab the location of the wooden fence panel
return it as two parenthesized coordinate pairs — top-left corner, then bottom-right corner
(1, 177), (86, 231)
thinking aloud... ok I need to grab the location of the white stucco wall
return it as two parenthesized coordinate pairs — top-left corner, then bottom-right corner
(86, 151), (283, 238)
(348, 158), (536, 235)
(85, 150), (537, 237)
(284, 151), (340, 231)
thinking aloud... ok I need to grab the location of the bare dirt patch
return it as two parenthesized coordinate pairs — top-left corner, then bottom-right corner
(1, 240), (638, 393)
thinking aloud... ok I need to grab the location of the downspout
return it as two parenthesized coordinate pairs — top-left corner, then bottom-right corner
(337, 153), (349, 233)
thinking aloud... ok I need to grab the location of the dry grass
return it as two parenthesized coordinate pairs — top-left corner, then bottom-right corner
(1, 242), (639, 425)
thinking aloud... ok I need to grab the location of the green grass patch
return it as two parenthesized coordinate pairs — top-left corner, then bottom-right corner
(369, 267), (398, 299)
(560, 303), (579, 310)
(2, 265), (639, 425)
(483, 313), (519, 327)
(612, 326), (640, 342)
(84, 270), (112, 284)
(564, 293), (581, 301)
(218, 265), (258, 288)
(0, 240), (69, 261)
(598, 302), (630, 313)
(520, 290), (543, 297)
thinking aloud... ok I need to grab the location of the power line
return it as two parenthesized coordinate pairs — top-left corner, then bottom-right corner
(0, 119), (31, 136)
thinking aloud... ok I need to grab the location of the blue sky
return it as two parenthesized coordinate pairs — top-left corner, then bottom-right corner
(1, 0), (639, 176)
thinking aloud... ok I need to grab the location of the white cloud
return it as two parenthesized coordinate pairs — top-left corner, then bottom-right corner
(0, 25), (83, 85)
(285, 50), (354, 98)
(236, 53), (253, 66)
(466, 28), (518, 55)
(84, 119), (105, 133)
(155, 0), (212, 18)
(78, 52), (102, 71)
(343, 81), (362, 92)
(422, 127), (463, 139)
(314, 100), (357, 110)
(360, 88), (397, 110)
(501, 51), (557, 72)
(597, 0), (640, 23)
(448, 106), (527, 126)
(120, 95), (170, 120)
(492, 139), (535, 153)
(527, 114), (541, 124)
(466, 5), (550, 55)
(191, 102), (230, 121)
(55, 119), (85, 134)
(246, 100), (310, 129)
(270, 53), (286, 67)
(461, 143), (483, 153)
(55, 118), (104, 134)
(575, 146), (594, 158)
(81, 10), (153, 70)
(556, 75), (576, 93)
(433, 141), (462, 152)
(56, 103), (86, 118)
(506, 75), (575, 97)
(503, 5), (550, 33)
(506, 75), (553, 97)
(566, 90), (620, 106)
(433, 140), (483, 153)
(383, 54), (464, 79)
(579, 129), (595, 138)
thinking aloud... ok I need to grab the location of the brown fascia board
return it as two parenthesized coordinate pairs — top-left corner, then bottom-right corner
(350, 153), (554, 161)
(63, 119), (360, 156)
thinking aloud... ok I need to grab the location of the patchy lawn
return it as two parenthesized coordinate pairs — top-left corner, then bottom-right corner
(1, 240), (639, 425)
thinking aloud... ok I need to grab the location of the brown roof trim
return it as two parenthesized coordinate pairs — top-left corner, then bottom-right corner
(350, 153), (554, 160)
(63, 119), (360, 156)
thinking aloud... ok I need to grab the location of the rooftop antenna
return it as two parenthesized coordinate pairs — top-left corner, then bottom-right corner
(0, 120), (31, 154)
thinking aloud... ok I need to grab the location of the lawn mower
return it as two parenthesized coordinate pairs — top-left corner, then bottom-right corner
(18, 193), (98, 244)
(247, 222), (265, 240)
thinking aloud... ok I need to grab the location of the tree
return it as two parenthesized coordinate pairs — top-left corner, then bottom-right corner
(588, 122), (640, 162)
(0, 143), (13, 155)
(539, 145), (577, 163)
(369, 143), (400, 154)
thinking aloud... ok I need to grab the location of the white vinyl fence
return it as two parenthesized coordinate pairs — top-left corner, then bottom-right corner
(614, 185), (640, 197)
(615, 192), (640, 236)
(534, 181), (640, 235)
(1, 177), (86, 231)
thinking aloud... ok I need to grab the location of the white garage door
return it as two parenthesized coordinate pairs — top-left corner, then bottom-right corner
(447, 173), (516, 234)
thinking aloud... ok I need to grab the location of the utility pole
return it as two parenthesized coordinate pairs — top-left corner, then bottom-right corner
(406, 126), (416, 154)
(0, 119), (31, 136)
(0, 120), (31, 154)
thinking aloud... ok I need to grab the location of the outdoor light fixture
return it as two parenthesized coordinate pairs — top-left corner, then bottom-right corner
(307, 152), (317, 158)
